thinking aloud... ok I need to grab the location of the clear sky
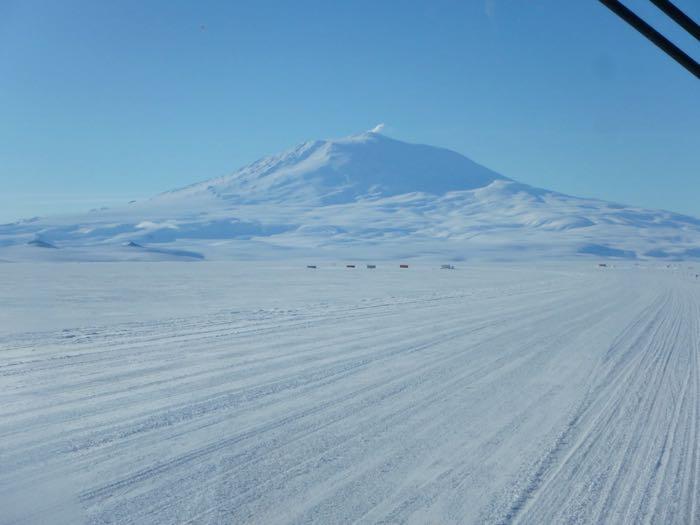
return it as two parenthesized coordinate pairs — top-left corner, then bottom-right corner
(1, 0), (698, 222)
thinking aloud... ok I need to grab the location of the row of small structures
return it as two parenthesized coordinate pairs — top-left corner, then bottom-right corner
(306, 264), (455, 270)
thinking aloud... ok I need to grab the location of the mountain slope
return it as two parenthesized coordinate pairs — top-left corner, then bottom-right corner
(1, 130), (699, 261)
(159, 132), (507, 205)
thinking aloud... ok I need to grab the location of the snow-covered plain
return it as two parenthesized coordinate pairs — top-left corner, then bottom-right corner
(2, 261), (699, 524)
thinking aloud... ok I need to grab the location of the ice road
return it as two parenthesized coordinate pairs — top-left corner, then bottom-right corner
(1, 262), (698, 524)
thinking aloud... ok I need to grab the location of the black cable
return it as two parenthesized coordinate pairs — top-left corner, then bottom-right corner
(599, 0), (700, 79)
(648, 0), (700, 41)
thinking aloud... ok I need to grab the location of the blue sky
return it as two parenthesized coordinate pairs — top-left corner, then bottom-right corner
(1, 0), (698, 222)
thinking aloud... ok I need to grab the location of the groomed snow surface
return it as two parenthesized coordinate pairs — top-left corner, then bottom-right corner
(1, 262), (699, 524)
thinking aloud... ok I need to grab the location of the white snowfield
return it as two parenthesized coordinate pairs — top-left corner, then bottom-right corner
(1, 262), (699, 524)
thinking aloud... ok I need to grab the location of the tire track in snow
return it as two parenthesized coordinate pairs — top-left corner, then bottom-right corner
(2, 266), (695, 524)
(504, 282), (699, 524)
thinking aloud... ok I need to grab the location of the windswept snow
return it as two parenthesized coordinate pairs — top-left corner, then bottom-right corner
(1, 131), (699, 262)
(1, 262), (699, 524)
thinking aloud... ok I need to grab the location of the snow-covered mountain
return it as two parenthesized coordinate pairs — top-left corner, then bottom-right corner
(2, 130), (700, 261)
(162, 132), (507, 205)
